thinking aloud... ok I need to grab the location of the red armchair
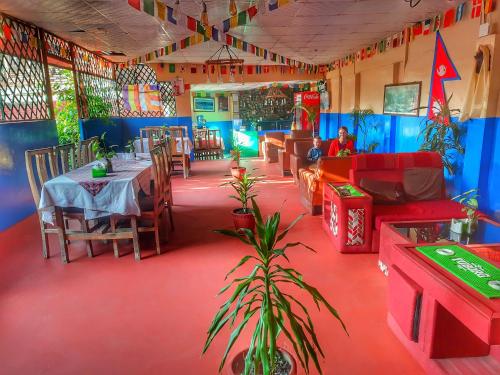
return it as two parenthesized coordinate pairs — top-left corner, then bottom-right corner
(278, 137), (312, 176)
(263, 132), (285, 163)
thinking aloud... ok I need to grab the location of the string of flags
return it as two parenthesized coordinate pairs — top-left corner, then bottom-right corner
(326, 0), (495, 71)
(126, 0), (316, 71)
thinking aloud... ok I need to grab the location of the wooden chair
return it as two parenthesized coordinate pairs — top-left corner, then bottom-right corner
(54, 143), (79, 174)
(110, 145), (168, 260)
(139, 127), (167, 153)
(78, 136), (98, 165)
(168, 126), (190, 178)
(193, 127), (209, 160)
(159, 140), (175, 231)
(25, 147), (94, 261)
(208, 129), (223, 159)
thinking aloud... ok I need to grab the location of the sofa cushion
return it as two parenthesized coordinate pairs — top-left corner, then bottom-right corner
(294, 140), (313, 156)
(352, 153), (397, 170)
(372, 200), (466, 230)
(360, 178), (405, 204)
(403, 167), (443, 201)
(291, 130), (313, 139)
(397, 152), (443, 169)
(350, 169), (403, 186)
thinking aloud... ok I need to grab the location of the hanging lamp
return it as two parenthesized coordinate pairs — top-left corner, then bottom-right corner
(229, 0), (237, 16)
(201, 1), (209, 28)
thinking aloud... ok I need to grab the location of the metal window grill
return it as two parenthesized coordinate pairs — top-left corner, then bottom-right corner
(72, 45), (118, 118)
(116, 64), (176, 118)
(0, 15), (50, 122)
(43, 31), (72, 63)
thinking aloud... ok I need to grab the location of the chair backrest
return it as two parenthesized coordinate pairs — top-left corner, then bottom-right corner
(78, 136), (98, 165)
(293, 140), (313, 158)
(149, 145), (167, 212)
(265, 131), (285, 145)
(193, 128), (209, 150)
(291, 129), (313, 139)
(140, 127), (167, 153)
(168, 126), (188, 157)
(54, 143), (78, 174)
(208, 129), (222, 149)
(25, 147), (59, 206)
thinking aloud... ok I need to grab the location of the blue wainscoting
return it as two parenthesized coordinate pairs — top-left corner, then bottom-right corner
(0, 120), (59, 231)
(319, 112), (500, 220)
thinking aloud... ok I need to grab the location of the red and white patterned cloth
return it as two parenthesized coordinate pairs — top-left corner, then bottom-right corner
(39, 156), (152, 224)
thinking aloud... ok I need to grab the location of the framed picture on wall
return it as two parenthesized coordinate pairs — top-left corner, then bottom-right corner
(383, 82), (422, 116)
(193, 97), (215, 112)
(218, 96), (229, 112)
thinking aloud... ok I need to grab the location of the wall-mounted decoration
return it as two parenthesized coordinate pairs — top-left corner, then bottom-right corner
(218, 95), (229, 112)
(383, 82), (422, 116)
(193, 97), (215, 112)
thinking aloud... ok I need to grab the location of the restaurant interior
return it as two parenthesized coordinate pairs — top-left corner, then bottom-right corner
(0, 0), (499, 374)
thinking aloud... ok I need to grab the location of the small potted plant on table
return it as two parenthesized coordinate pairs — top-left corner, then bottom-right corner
(222, 171), (258, 231)
(125, 137), (138, 159)
(451, 188), (479, 236)
(203, 198), (347, 374)
(231, 144), (246, 179)
(91, 132), (117, 173)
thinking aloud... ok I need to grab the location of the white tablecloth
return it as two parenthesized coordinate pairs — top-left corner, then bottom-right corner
(134, 138), (192, 155)
(39, 156), (152, 224)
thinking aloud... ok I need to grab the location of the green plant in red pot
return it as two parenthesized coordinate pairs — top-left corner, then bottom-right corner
(231, 143), (246, 179)
(222, 172), (258, 231)
(203, 198), (347, 374)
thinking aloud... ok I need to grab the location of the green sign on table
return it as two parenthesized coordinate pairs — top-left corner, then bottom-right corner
(330, 183), (364, 198)
(415, 245), (500, 299)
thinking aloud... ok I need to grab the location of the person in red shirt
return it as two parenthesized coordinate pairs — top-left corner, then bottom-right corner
(328, 126), (355, 156)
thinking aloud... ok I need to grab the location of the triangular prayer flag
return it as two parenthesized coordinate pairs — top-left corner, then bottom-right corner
(456, 2), (465, 21)
(269, 0), (278, 11)
(187, 16), (197, 31)
(248, 5), (258, 20)
(223, 19), (230, 33)
(230, 15), (238, 28)
(226, 34), (233, 45)
(443, 8), (455, 27)
(237, 10), (247, 26)
(485, 0), (495, 14)
(212, 26), (219, 41)
(157, 2), (166, 20)
(143, 0), (154, 16)
(412, 22), (423, 39)
(433, 14), (441, 32)
(423, 19), (432, 35)
(167, 6), (177, 24)
(127, 0), (141, 11)
(471, 0), (482, 18)
(196, 20), (205, 34)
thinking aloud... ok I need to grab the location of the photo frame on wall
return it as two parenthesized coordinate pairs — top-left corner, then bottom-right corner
(218, 96), (229, 112)
(383, 82), (422, 117)
(193, 97), (215, 112)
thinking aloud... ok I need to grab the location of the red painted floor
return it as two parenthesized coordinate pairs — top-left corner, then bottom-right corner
(0, 158), (423, 375)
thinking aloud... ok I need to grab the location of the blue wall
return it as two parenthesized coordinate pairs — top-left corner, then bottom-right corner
(0, 120), (59, 231)
(320, 112), (500, 220)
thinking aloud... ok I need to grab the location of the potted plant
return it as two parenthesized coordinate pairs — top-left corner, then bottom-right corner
(230, 143), (246, 179)
(125, 137), (138, 159)
(203, 198), (347, 374)
(91, 132), (117, 173)
(222, 172), (258, 231)
(418, 95), (464, 175)
(451, 188), (479, 235)
(350, 108), (379, 153)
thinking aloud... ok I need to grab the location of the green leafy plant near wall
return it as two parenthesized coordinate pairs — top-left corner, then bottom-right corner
(51, 69), (80, 145)
(350, 108), (379, 153)
(418, 95), (464, 175)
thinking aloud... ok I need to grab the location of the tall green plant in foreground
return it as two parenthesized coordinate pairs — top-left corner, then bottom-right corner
(419, 95), (464, 175)
(350, 108), (379, 153)
(221, 172), (258, 213)
(203, 199), (347, 374)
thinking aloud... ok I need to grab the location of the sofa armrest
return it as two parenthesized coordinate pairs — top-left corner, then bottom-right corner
(290, 153), (306, 184)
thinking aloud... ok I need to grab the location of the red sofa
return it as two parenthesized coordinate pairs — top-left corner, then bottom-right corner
(348, 152), (467, 252)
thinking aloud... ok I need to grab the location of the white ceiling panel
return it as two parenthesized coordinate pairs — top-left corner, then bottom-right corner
(0, 0), (460, 64)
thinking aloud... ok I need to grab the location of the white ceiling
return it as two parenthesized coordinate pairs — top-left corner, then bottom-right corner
(0, 0), (460, 64)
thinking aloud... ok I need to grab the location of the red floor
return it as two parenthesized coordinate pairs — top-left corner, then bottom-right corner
(0, 158), (423, 375)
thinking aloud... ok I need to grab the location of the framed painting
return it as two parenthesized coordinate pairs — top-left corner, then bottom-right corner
(193, 97), (215, 112)
(218, 96), (229, 112)
(383, 82), (422, 117)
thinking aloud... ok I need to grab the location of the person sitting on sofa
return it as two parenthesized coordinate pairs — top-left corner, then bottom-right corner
(328, 126), (355, 156)
(307, 136), (323, 164)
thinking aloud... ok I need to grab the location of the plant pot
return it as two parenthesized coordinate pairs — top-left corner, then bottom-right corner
(231, 167), (246, 179)
(229, 348), (296, 375)
(232, 208), (255, 231)
(105, 158), (113, 173)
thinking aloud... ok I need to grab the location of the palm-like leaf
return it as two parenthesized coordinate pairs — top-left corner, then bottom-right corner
(204, 199), (347, 374)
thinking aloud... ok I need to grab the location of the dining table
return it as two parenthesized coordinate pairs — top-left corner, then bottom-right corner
(38, 153), (153, 263)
